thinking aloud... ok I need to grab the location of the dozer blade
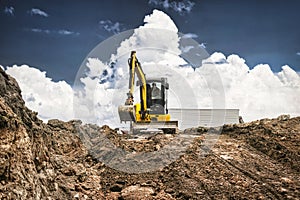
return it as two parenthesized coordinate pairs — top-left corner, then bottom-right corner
(132, 121), (178, 129)
(132, 121), (178, 134)
(118, 105), (136, 122)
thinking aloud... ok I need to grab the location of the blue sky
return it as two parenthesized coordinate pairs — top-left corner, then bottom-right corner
(1, 0), (300, 84)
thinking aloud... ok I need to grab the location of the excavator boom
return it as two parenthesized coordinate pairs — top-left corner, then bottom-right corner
(125, 51), (148, 119)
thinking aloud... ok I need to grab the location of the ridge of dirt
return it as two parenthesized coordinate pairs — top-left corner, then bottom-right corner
(0, 67), (299, 199)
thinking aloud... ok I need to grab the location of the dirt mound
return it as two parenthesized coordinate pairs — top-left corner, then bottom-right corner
(0, 68), (299, 199)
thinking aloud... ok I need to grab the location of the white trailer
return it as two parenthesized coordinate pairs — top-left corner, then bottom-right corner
(168, 109), (240, 130)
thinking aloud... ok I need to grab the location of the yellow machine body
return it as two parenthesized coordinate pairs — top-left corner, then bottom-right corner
(118, 51), (178, 133)
(134, 103), (171, 122)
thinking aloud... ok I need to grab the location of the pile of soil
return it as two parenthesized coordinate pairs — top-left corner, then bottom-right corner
(0, 68), (299, 199)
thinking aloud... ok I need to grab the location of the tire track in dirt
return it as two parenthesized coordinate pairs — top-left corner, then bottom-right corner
(206, 133), (300, 200)
(212, 153), (282, 199)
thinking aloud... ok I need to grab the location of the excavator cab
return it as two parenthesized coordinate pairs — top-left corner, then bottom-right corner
(137, 78), (169, 115)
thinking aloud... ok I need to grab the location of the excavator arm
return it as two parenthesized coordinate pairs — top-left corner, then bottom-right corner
(125, 51), (148, 119)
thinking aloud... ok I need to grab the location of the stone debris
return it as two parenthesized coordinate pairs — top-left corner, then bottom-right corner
(0, 68), (299, 199)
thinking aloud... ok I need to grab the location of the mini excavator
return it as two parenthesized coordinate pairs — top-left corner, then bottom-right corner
(118, 51), (178, 134)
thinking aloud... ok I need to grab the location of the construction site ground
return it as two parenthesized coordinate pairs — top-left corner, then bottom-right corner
(0, 67), (299, 199)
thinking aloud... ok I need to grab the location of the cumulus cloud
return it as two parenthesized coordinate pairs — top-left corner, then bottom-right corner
(5, 65), (73, 121)
(74, 9), (300, 126)
(4, 6), (14, 16)
(99, 20), (123, 34)
(148, 0), (195, 15)
(205, 54), (300, 121)
(28, 8), (49, 17)
(72, 9), (186, 126)
(203, 52), (228, 65)
(5, 9), (300, 128)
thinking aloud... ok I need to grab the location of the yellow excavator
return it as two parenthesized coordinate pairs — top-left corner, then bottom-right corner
(118, 51), (178, 134)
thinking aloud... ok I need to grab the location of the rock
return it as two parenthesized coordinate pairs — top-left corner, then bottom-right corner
(277, 114), (290, 121)
(121, 185), (155, 200)
(239, 116), (244, 123)
(0, 68), (300, 199)
(110, 184), (123, 192)
(74, 193), (79, 199)
(105, 192), (120, 200)
(156, 190), (176, 200)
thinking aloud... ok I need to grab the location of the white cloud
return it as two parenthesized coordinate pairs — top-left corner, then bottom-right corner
(28, 8), (49, 17)
(182, 33), (198, 39)
(181, 45), (194, 53)
(199, 43), (207, 49)
(73, 9), (186, 126)
(296, 52), (300, 56)
(5, 65), (73, 121)
(205, 54), (300, 121)
(74, 9), (300, 126)
(31, 28), (50, 34)
(143, 9), (178, 32)
(29, 28), (79, 36)
(5, 9), (300, 128)
(58, 29), (80, 36)
(4, 6), (14, 16)
(149, 0), (195, 15)
(99, 20), (123, 34)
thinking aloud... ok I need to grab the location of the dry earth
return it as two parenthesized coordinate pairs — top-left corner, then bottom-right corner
(0, 68), (299, 199)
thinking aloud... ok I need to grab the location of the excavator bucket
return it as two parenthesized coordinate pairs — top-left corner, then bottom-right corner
(118, 105), (136, 122)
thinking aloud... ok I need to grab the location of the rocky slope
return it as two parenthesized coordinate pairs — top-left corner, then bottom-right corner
(0, 67), (299, 199)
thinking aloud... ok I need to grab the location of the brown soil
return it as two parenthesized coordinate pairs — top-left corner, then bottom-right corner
(0, 67), (299, 199)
